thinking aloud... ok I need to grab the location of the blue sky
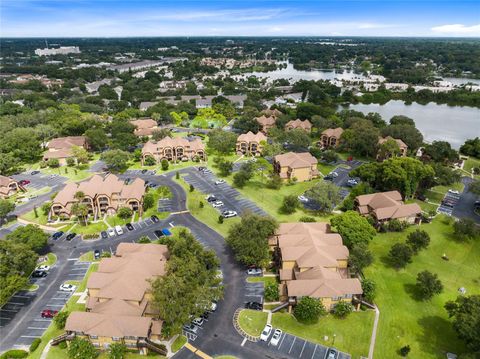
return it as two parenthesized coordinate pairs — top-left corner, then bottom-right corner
(1, 0), (479, 37)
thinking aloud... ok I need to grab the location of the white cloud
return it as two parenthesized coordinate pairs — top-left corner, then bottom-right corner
(431, 24), (480, 36)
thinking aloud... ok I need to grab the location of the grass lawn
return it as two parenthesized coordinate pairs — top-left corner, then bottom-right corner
(23, 283), (39, 291)
(171, 335), (187, 353)
(407, 199), (438, 214)
(74, 221), (108, 236)
(21, 209), (53, 226)
(463, 157), (480, 178)
(237, 309), (268, 337)
(272, 311), (375, 358)
(317, 162), (337, 176)
(78, 251), (95, 262)
(246, 276), (278, 286)
(215, 356), (238, 359)
(174, 175), (240, 237)
(363, 215), (480, 358)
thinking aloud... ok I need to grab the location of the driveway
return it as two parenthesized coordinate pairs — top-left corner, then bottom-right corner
(452, 177), (480, 224)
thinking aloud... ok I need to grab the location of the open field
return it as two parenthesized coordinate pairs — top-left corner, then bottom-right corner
(364, 215), (480, 358)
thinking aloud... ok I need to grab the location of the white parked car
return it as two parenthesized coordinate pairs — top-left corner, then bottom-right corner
(270, 329), (282, 346)
(298, 195), (309, 202)
(222, 210), (237, 218)
(114, 225), (123, 235)
(59, 283), (77, 292)
(214, 179), (225, 185)
(260, 324), (273, 341)
(107, 228), (116, 237)
(247, 268), (262, 275)
(210, 302), (217, 312)
(192, 317), (204, 327)
(37, 265), (50, 272)
(448, 189), (460, 195)
(212, 200), (224, 208)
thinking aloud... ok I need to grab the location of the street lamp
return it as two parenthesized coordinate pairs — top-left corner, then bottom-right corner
(333, 334), (336, 345)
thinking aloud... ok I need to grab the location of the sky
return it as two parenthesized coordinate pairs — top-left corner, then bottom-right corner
(1, 0), (479, 38)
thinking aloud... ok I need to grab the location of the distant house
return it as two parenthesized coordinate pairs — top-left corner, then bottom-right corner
(50, 174), (145, 219)
(273, 152), (319, 182)
(319, 128), (344, 149)
(285, 119), (312, 132)
(355, 190), (422, 225)
(142, 136), (206, 164)
(130, 119), (158, 137)
(270, 222), (362, 311)
(0, 175), (22, 198)
(43, 136), (88, 165)
(256, 115), (276, 134)
(195, 98), (212, 109)
(377, 136), (408, 160)
(236, 131), (267, 156)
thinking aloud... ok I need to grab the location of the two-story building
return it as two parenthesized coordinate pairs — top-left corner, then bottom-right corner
(50, 174), (145, 219)
(355, 190), (422, 225)
(64, 243), (168, 353)
(269, 222), (362, 311)
(43, 136), (89, 166)
(256, 115), (276, 134)
(141, 136), (206, 164)
(319, 128), (344, 149)
(130, 119), (158, 137)
(273, 152), (319, 182)
(377, 136), (408, 160)
(236, 131), (267, 156)
(285, 119), (312, 133)
(0, 175), (21, 198)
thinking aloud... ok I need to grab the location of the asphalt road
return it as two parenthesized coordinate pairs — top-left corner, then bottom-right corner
(452, 177), (480, 223)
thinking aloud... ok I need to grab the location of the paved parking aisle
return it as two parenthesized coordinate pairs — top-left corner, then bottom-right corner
(157, 198), (174, 212)
(244, 280), (264, 303)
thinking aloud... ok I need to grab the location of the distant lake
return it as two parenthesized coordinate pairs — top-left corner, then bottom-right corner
(345, 100), (480, 149)
(244, 62), (370, 82)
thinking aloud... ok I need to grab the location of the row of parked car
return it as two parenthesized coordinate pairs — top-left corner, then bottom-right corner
(205, 194), (238, 218)
(182, 300), (218, 335)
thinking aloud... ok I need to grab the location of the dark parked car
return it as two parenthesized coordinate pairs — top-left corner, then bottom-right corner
(141, 169), (148, 174)
(94, 250), (100, 260)
(245, 302), (263, 311)
(151, 215), (159, 223)
(32, 270), (47, 278)
(100, 231), (108, 239)
(41, 309), (58, 318)
(154, 230), (165, 238)
(31, 170), (40, 175)
(51, 231), (64, 240)
(126, 223), (134, 231)
(200, 311), (210, 320)
(206, 196), (217, 203)
(65, 233), (77, 241)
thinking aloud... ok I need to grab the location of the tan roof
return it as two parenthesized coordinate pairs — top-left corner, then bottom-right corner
(274, 152), (318, 169)
(237, 131), (267, 143)
(142, 136), (205, 155)
(0, 175), (15, 187)
(356, 191), (403, 207)
(48, 136), (86, 150)
(374, 203), (422, 220)
(276, 222), (331, 236)
(65, 312), (152, 338)
(255, 115), (276, 127)
(263, 108), (282, 118)
(131, 119), (158, 136)
(378, 136), (408, 149)
(287, 278), (362, 298)
(286, 119), (312, 131)
(356, 191), (421, 220)
(43, 149), (72, 160)
(321, 128), (344, 138)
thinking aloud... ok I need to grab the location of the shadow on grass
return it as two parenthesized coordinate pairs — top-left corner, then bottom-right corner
(416, 315), (466, 357)
(403, 283), (424, 302)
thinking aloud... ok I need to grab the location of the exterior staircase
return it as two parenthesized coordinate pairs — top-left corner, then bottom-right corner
(139, 338), (168, 355)
(271, 301), (289, 313)
(51, 333), (69, 346)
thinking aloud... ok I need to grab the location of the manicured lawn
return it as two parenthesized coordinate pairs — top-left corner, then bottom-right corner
(174, 176), (240, 237)
(246, 276), (278, 286)
(78, 251), (95, 262)
(407, 199), (438, 214)
(463, 156), (480, 178)
(21, 209), (53, 226)
(215, 356), (238, 359)
(364, 215), (480, 358)
(317, 162), (337, 176)
(238, 309), (268, 337)
(272, 311), (375, 358)
(74, 221), (108, 236)
(171, 335), (187, 352)
(23, 283), (39, 291)
(42, 253), (57, 267)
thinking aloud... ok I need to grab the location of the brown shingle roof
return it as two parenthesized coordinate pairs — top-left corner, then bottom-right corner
(237, 131), (267, 143)
(286, 119), (312, 131)
(48, 136), (87, 150)
(378, 136), (408, 150)
(356, 191), (421, 220)
(255, 115), (276, 127)
(321, 128), (344, 138)
(274, 152), (318, 168)
(287, 278), (362, 298)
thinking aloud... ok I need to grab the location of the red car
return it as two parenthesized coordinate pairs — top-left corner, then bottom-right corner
(19, 180), (30, 186)
(41, 309), (58, 318)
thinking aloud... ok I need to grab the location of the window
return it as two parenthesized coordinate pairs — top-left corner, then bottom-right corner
(90, 335), (98, 339)
(112, 337), (120, 341)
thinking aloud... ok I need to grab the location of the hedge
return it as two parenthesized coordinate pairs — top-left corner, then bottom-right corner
(0, 349), (28, 359)
(29, 338), (41, 353)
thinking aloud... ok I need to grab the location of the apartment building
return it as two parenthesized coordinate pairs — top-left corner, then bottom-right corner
(0, 175), (21, 198)
(377, 136), (408, 160)
(142, 136), (206, 164)
(50, 174), (145, 219)
(256, 115), (276, 134)
(319, 128), (344, 149)
(355, 190), (422, 225)
(64, 243), (168, 353)
(236, 131), (267, 156)
(270, 222), (362, 311)
(273, 152), (319, 182)
(35, 46), (81, 56)
(285, 119), (312, 132)
(43, 136), (89, 165)
(130, 119), (158, 137)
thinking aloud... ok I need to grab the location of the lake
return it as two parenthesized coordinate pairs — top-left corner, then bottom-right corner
(345, 100), (480, 149)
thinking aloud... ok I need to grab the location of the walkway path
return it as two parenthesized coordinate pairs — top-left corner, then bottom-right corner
(368, 305), (380, 359)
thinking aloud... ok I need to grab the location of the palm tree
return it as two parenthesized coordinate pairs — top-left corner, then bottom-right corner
(73, 191), (88, 225)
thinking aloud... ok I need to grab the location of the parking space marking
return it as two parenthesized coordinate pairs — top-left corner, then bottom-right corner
(1, 309), (18, 312)
(311, 344), (317, 359)
(46, 304), (64, 307)
(20, 335), (41, 338)
(277, 333), (287, 350)
(27, 327), (48, 330)
(289, 337), (296, 354)
(8, 302), (25, 306)
(299, 340), (307, 357)
(34, 319), (51, 322)
(12, 295), (31, 299)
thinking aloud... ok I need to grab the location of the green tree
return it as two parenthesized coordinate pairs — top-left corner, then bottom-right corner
(341, 119), (380, 157)
(454, 218), (480, 240)
(6, 224), (48, 253)
(214, 158), (233, 177)
(191, 108), (227, 129)
(460, 137), (480, 158)
(305, 181), (341, 213)
(468, 180), (480, 195)
(265, 173), (282, 189)
(53, 311), (69, 329)
(361, 278), (376, 303)
(143, 193), (155, 210)
(265, 282), (280, 302)
(117, 207), (133, 220)
(226, 213), (278, 267)
(0, 153), (20, 176)
(0, 199), (15, 221)
(207, 129), (237, 154)
(294, 297), (326, 324)
(388, 243), (413, 269)
(399, 345), (411, 357)
(108, 343), (127, 359)
(161, 159), (169, 171)
(71, 146), (89, 165)
(280, 195), (299, 214)
(101, 149), (130, 173)
(67, 338), (98, 359)
(330, 211), (376, 248)
(333, 300), (353, 318)
(382, 124), (423, 151)
(416, 270), (443, 300)
(377, 138), (401, 160)
(349, 242), (374, 273)
(424, 141), (459, 164)
(138, 236), (151, 244)
(85, 128), (108, 151)
(445, 295), (480, 352)
(47, 158), (60, 168)
(151, 129), (171, 141)
(66, 157), (76, 167)
(406, 230), (430, 253)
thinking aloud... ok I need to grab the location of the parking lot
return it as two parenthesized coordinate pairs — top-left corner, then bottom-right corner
(244, 280), (265, 304)
(12, 172), (67, 191)
(181, 167), (267, 217)
(438, 190), (461, 216)
(255, 332), (351, 359)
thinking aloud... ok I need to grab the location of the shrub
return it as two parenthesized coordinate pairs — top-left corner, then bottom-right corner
(189, 184), (194, 192)
(29, 339), (41, 353)
(361, 278), (376, 303)
(108, 343), (127, 359)
(299, 216), (316, 222)
(53, 311), (69, 329)
(293, 296), (326, 323)
(280, 195), (299, 214)
(161, 159), (169, 171)
(47, 158), (60, 168)
(68, 338), (98, 359)
(138, 236), (151, 244)
(58, 341), (67, 349)
(349, 243), (373, 273)
(199, 201), (204, 208)
(0, 349), (28, 359)
(83, 233), (99, 239)
(333, 300), (353, 318)
(400, 345), (411, 357)
(39, 161), (47, 168)
(176, 171), (180, 179)
(265, 174), (282, 189)
(101, 252), (111, 258)
(66, 157), (76, 167)
(264, 282), (279, 302)
(144, 156), (156, 166)
(218, 215), (224, 224)
(143, 192), (155, 210)
(382, 219), (409, 232)
(117, 207), (133, 219)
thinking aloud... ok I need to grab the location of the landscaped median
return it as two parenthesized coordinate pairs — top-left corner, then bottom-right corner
(236, 309), (268, 338)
